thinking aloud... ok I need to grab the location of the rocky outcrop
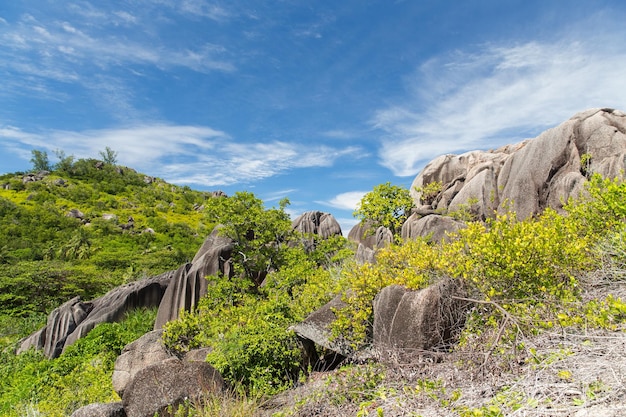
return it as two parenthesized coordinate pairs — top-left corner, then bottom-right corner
(401, 213), (465, 242)
(18, 272), (172, 358)
(154, 226), (234, 329)
(291, 293), (353, 364)
(348, 221), (393, 250)
(70, 402), (126, 417)
(112, 330), (172, 397)
(373, 279), (469, 354)
(291, 211), (343, 239)
(121, 358), (225, 417)
(409, 108), (626, 223)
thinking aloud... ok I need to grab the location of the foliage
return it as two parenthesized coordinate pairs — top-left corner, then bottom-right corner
(30, 149), (51, 172)
(203, 192), (293, 284)
(414, 180), (443, 205)
(163, 244), (344, 396)
(0, 152), (210, 316)
(0, 308), (156, 417)
(354, 182), (414, 236)
(98, 146), (118, 165)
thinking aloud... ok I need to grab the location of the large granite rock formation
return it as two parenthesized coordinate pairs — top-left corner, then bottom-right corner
(410, 108), (626, 223)
(373, 278), (469, 353)
(153, 226), (234, 329)
(121, 358), (225, 417)
(18, 272), (172, 358)
(112, 330), (172, 397)
(291, 210), (343, 239)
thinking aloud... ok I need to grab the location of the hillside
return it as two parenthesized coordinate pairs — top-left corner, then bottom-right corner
(0, 158), (216, 318)
(2, 110), (626, 417)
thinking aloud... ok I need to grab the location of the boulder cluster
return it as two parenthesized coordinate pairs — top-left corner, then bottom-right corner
(17, 108), (626, 416)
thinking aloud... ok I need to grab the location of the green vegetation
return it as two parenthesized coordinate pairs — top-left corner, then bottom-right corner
(0, 308), (156, 417)
(353, 182), (414, 236)
(0, 151), (213, 317)
(4, 151), (626, 416)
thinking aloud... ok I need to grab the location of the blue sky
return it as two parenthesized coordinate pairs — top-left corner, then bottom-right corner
(1, 1), (626, 233)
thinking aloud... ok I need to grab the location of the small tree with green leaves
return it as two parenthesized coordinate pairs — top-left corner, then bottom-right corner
(99, 147), (118, 165)
(353, 182), (414, 236)
(30, 149), (51, 172)
(204, 192), (293, 284)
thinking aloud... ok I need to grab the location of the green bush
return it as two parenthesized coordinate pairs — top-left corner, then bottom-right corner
(0, 308), (156, 417)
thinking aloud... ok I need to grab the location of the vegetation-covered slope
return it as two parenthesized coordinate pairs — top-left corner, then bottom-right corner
(3, 148), (626, 416)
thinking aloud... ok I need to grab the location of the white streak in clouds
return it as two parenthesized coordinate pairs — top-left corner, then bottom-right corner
(375, 32), (626, 177)
(0, 125), (360, 187)
(321, 191), (367, 211)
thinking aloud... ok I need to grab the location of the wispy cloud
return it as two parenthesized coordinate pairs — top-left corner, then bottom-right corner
(0, 15), (234, 74)
(0, 125), (360, 187)
(375, 27), (626, 177)
(320, 191), (368, 212)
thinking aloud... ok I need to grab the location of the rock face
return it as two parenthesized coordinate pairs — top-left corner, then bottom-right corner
(18, 272), (172, 358)
(373, 279), (469, 353)
(401, 213), (466, 242)
(121, 358), (225, 417)
(112, 330), (172, 397)
(70, 402), (126, 417)
(348, 221), (393, 250)
(291, 211), (343, 239)
(154, 226), (234, 329)
(291, 293), (353, 359)
(410, 108), (626, 223)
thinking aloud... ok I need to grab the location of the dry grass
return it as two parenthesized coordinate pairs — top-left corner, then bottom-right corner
(256, 277), (626, 417)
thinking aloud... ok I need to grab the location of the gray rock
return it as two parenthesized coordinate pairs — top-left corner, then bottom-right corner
(154, 226), (234, 329)
(121, 358), (225, 417)
(67, 208), (85, 219)
(407, 108), (626, 223)
(19, 272), (172, 358)
(70, 402), (126, 417)
(348, 221), (393, 250)
(401, 214), (465, 243)
(291, 293), (352, 357)
(373, 278), (469, 354)
(42, 296), (93, 358)
(112, 330), (172, 398)
(291, 211), (343, 239)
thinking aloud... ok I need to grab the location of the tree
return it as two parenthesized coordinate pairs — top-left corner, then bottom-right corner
(99, 147), (118, 165)
(204, 192), (293, 284)
(30, 149), (51, 172)
(354, 182), (414, 236)
(53, 149), (75, 173)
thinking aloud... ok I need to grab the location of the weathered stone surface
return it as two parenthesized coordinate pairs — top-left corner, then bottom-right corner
(42, 296), (93, 358)
(355, 243), (376, 265)
(122, 358), (225, 417)
(291, 211), (343, 239)
(408, 108), (626, 224)
(16, 326), (46, 354)
(373, 278), (469, 353)
(62, 272), (172, 354)
(19, 272), (172, 358)
(154, 226), (234, 329)
(184, 347), (212, 362)
(291, 293), (352, 357)
(401, 214), (465, 243)
(348, 221), (393, 250)
(70, 402), (126, 417)
(112, 330), (172, 397)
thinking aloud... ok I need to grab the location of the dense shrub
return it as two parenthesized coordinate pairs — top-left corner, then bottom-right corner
(0, 308), (156, 417)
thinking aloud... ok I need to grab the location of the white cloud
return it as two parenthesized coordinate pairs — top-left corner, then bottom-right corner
(0, 14), (235, 77)
(322, 191), (368, 212)
(0, 125), (360, 187)
(375, 30), (626, 177)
